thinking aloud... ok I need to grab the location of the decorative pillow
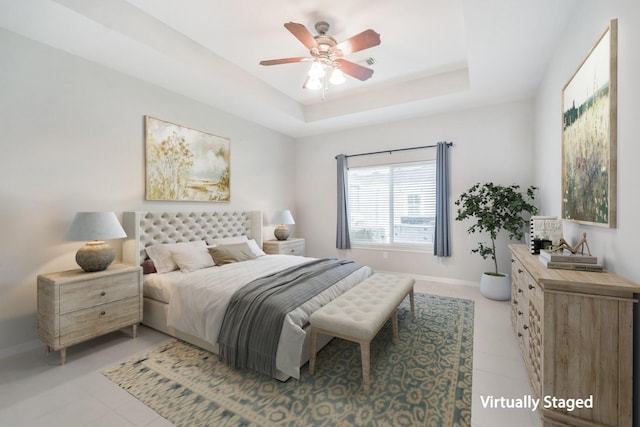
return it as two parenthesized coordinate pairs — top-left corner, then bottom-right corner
(208, 241), (257, 265)
(145, 241), (207, 274)
(170, 240), (215, 273)
(142, 259), (157, 274)
(246, 239), (266, 257)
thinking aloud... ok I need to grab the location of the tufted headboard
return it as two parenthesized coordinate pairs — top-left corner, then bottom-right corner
(122, 210), (263, 267)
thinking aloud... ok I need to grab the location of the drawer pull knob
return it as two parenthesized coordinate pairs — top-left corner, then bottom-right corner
(528, 284), (534, 290)
(518, 311), (523, 316)
(518, 289), (523, 294)
(523, 325), (529, 330)
(517, 332), (523, 337)
(100, 311), (106, 316)
(100, 291), (106, 296)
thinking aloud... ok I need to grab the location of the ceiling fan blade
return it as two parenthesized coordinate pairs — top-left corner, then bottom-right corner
(335, 58), (374, 81)
(331, 29), (381, 56)
(259, 57), (310, 66)
(284, 22), (318, 50)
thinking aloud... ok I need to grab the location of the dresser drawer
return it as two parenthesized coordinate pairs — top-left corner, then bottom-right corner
(60, 271), (139, 313)
(59, 297), (140, 346)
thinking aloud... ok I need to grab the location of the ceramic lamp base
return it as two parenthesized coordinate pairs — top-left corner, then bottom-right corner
(274, 225), (290, 241)
(76, 241), (115, 272)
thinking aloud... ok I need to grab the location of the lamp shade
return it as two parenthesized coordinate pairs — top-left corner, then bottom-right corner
(271, 210), (295, 225)
(64, 212), (127, 241)
(64, 212), (127, 272)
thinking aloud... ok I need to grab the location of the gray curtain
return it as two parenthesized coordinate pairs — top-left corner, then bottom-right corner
(434, 142), (451, 256)
(336, 154), (351, 249)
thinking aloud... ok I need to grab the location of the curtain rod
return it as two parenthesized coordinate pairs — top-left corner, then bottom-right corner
(335, 142), (453, 159)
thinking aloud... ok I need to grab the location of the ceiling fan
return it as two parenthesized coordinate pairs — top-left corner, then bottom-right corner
(259, 21), (381, 94)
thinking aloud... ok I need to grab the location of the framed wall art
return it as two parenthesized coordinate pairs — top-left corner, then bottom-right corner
(145, 116), (231, 202)
(561, 19), (617, 227)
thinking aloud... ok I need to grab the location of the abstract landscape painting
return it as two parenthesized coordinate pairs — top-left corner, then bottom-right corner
(145, 116), (230, 202)
(561, 19), (617, 227)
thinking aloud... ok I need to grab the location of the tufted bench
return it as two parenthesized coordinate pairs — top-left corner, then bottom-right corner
(308, 273), (415, 393)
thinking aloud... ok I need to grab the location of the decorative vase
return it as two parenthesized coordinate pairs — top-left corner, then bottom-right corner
(479, 272), (511, 301)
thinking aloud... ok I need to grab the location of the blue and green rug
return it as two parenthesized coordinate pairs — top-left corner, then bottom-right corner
(102, 293), (474, 426)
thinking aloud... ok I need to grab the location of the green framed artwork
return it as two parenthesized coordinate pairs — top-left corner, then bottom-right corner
(561, 19), (617, 228)
(145, 116), (231, 202)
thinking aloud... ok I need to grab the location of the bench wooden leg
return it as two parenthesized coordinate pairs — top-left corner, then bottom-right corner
(409, 288), (415, 318)
(360, 340), (371, 393)
(392, 308), (399, 345)
(309, 329), (319, 375)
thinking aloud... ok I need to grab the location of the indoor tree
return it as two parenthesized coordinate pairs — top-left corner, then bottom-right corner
(455, 182), (537, 276)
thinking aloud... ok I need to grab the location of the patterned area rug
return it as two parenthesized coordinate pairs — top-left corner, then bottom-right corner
(102, 293), (474, 427)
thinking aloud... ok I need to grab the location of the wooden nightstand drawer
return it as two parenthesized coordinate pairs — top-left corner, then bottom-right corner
(263, 238), (305, 256)
(59, 297), (140, 346)
(60, 273), (139, 313)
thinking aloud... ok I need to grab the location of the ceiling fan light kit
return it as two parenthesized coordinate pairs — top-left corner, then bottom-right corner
(260, 21), (381, 100)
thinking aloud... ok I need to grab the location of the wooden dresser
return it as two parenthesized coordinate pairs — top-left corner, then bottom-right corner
(263, 238), (305, 256)
(510, 244), (638, 427)
(37, 264), (142, 364)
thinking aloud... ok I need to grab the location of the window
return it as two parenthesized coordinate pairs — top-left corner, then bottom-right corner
(347, 160), (436, 247)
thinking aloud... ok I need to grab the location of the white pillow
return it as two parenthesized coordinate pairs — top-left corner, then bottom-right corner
(170, 241), (215, 273)
(145, 243), (179, 273)
(208, 235), (248, 246)
(246, 239), (266, 257)
(145, 241), (207, 274)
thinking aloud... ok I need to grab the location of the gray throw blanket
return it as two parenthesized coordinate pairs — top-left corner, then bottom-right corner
(217, 258), (363, 376)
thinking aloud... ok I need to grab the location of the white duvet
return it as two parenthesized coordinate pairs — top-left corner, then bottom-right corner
(155, 254), (372, 379)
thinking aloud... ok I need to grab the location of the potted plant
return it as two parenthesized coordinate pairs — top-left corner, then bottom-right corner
(455, 182), (537, 300)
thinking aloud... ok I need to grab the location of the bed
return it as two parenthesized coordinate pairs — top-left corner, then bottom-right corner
(122, 210), (373, 381)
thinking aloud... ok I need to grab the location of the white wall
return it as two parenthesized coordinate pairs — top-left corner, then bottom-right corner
(0, 29), (296, 353)
(533, 0), (640, 283)
(295, 100), (536, 283)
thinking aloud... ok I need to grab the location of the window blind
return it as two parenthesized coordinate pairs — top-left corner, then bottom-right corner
(347, 160), (436, 246)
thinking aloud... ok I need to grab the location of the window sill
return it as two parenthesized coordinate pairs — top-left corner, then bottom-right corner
(350, 244), (433, 255)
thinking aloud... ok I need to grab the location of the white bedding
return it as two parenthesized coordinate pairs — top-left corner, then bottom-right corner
(151, 254), (373, 379)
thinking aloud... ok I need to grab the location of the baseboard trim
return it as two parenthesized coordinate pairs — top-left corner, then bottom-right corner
(376, 270), (479, 287)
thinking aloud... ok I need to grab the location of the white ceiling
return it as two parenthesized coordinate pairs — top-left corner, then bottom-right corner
(0, 0), (577, 137)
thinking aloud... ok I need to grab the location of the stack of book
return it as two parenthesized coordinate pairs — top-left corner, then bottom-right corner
(538, 249), (603, 272)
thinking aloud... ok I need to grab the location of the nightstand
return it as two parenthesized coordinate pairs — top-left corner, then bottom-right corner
(263, 238), (305, 256)
(37, 263), (142, 364)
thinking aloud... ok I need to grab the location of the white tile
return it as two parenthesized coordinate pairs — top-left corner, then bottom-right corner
(82, 410), (136, 427)
(145, 415), (176, 427)
(115, 396), (168, 427)
(27, 396), (111, 427)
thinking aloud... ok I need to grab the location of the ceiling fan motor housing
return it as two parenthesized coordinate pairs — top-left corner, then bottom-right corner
(314, 21), (330, 35)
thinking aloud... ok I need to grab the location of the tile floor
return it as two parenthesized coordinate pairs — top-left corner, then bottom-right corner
(0, 281), (541, 427)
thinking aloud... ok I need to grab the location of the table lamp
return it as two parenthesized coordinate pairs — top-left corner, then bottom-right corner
(272, 210), (295, 240)
(64, 212), (127, 272)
